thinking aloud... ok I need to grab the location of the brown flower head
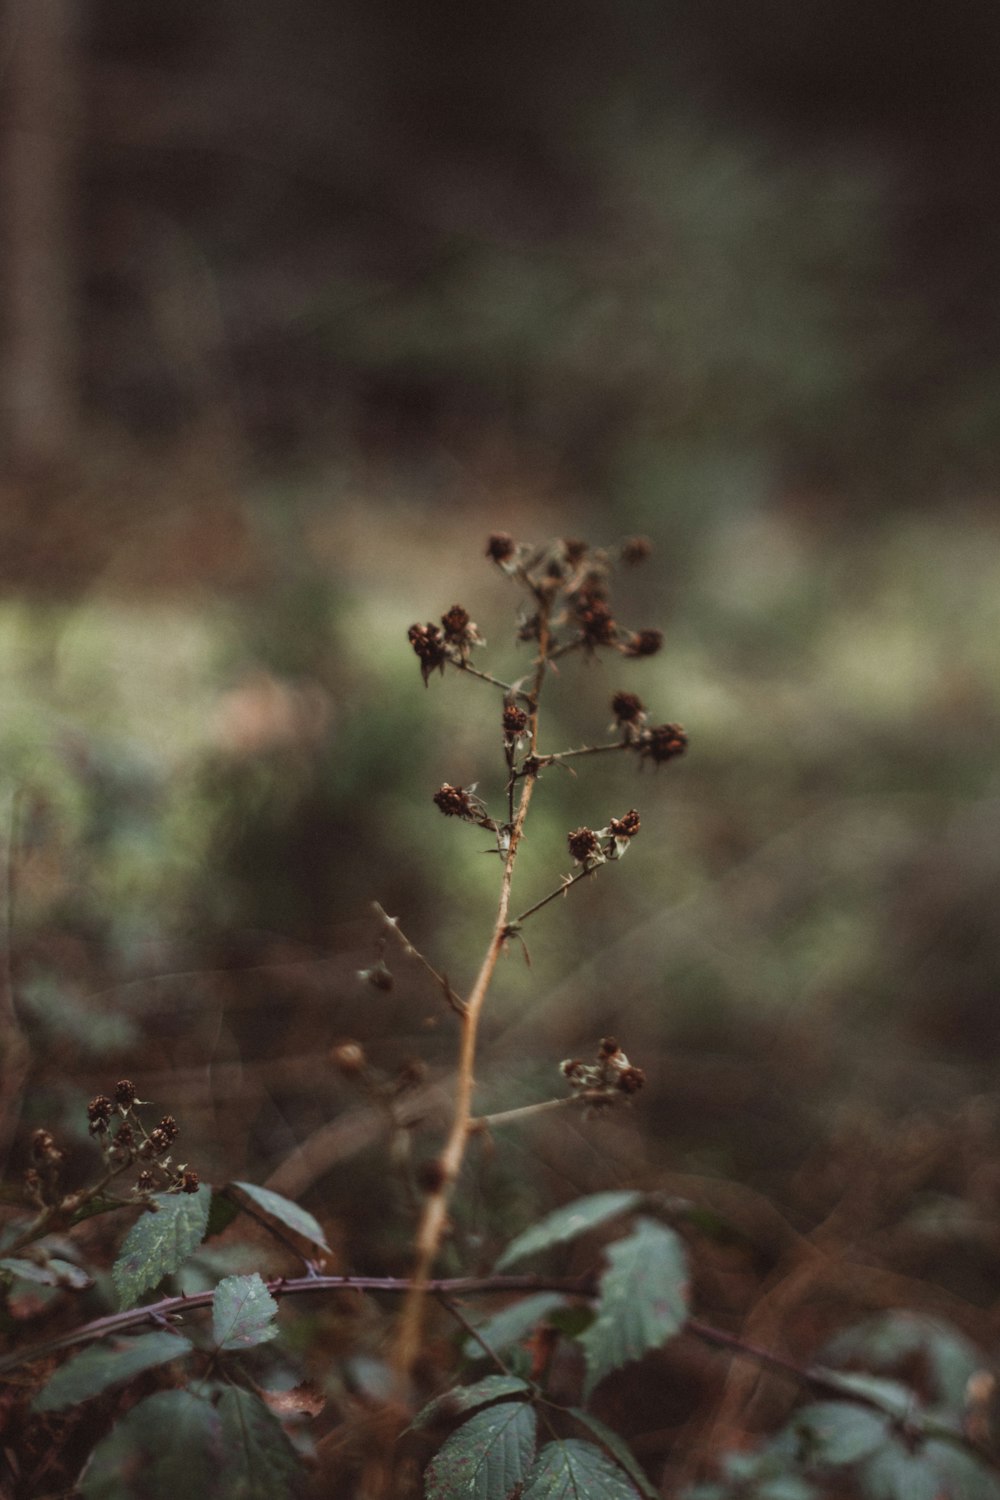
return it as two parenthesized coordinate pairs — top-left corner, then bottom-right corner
(618, 1065), (646, 1094)
(502, 703), (529, 743)
(181, 1171), (200, 1194)
(87, 1096), (113, 1133)
(485, 532), (516, 563)
(136, 1170), (155, 1192)
(434, 783), (478, 819)
(407, 622), (447, 685)
(622, 628), (663, 658)
(114, 1079), (136, 1110)
(621, 535), (652, 565)
(567, 826), (602, 866)
(158, 1115), (179, 1143)
(639, 723), (688, 764)
(577, 595), (617, 650)
(440, 604), (483, 657)
(142, 1128), (170, 1158)
(611, 691), (646, 730)
(608, 808), (641, 840)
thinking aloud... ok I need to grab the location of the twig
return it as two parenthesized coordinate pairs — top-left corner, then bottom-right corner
(372, 902), (466, 1017)
(537, 741), (629, 765)
(451, 660), (530, 701)
(507, 868), (593, 929)
(389, 597), (554, 1379)
(469, 1095), (587, 1132)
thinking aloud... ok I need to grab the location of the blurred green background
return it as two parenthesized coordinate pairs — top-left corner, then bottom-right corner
(2, 1), (999, 1273)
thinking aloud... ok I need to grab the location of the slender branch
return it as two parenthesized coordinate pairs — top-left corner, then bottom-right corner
(537, 741), (630, 765)
(469, 1095), (585, 1132)
(390, 602), (554, 1380)
(372, 902), (466, 1017)
(507, 867), (593, 928)
(0, 1271), (596, 1378)
(451, 659), (530, 701)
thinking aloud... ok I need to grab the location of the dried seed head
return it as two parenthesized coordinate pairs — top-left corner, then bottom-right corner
(87, 1096), (113, 1133)
(599, 1036), (621, 1059)
(434, 783), (478, 819)
(114, 1079), (136, 1110)
(611, 691), (646, 726)
(622, 628), (663, 658)
(621, 535), (652, 565)
(608, 808), (641, 840)
(561, 1058), (587, 1081)
(180, 1171), (200, 1194)
(485, 532), (515, 563)
(639, 723), (688, 764)
(618, 1065), (646, 1094)
(136, 1169), (155, 1192)
(407, 622), (447, 684)
(143, 1128), (170, 1158)
(502, 704), (529, 740)
(158, 1116), (179, 1143)
(440, 604), (483, 655)
(577, 596), (617, 649)
(567, 826), (602, 865)
(113, 1122), (135, 1152)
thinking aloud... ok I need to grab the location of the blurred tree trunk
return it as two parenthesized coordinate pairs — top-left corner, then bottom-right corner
(1, 0), (80, 471)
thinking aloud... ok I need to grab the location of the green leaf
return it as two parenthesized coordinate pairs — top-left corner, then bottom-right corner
(212, 1273), (279, 1351)
(112, 1186), (212, 1309)
(821, 1313), (985, 1417)
(33, 1330), (193, 1412)
(411, 1375), (531, 1430)
(205, 1192), (240, 1239)
(579, 1218), (689, 1396)
(809, 1372), (916, 1419)
(425, 1400), (537, 1500)
(565, 1409), (658, 1498)
(496, 1192), (643, 1271)
(522, 1438), (641, 1498)
(229, 1182), (330, 1255)
(216, 1386), (305, 1498)
(860, 1438), (1000, 1500)
(0, 1255), (92, 1289)
(794, 1401), (892, 1466)
(80, 1390), (222, 1498)
(463, 1293), (569, 1361)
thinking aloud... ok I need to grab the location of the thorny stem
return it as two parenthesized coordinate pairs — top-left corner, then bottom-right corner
(371, 902), (466, 1017)
(536, 740), (629, 765)
(3, 1275), (995, 1474)
(452, 659), (530, 700)
(389, 598), (554, 1381)
(507, 867), (594, 929)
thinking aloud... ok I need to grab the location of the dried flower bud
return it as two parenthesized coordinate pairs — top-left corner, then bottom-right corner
(114, 1079), (136, 1110)
(87, 1096), (113, 1133)
(113, 1122), (135, 1152)
(611, 691), (646, 727)
(621, 536), (652, 565)
(136, 1170), (155, 1192)
(622, 628), (663, 658)
(434, 783), (477, 819)
(407, 622), (448, 685)
(143, 1128), (170, 1158)
(618, 1065), (646, 1094)
(485, 532), (515, 563)
(561, 1058), (587, 1082)
(567, 827), (602, 866)
(608, 808), (641, 840)
(577, 596), (617, 649)
(180, 1171), (200, 1194)
(31, 1128), (58, 1161)
(330, 1040), (367, 1076)
(158, 1116), (179, 1143)
(502, 704), (528, 741)
(599, 1037), (621, 1060)
(440, 604), (483, 656)
(639, 723), (688, 764)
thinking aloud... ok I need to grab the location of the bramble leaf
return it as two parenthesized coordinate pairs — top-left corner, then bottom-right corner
(411, 1375), (531, 1430)
(0, 1255), (92, 1289)
(33, 1331), (193, 1413)
(522, 1438), (641, 1498)
(112, 1185), (212, 1309)
(217, 1386), (305, 1497)
(229, 1181), (330, 1255)
(463, 1293), (569, 1361)
(565, 1409), (658, 1498)
(212, 1272), (279, 1351)
(579, 1217), (688, 1396)
(495, 1191), (643, 1271)
(425, 1400), (537, 1500)
(80, 1390), (222, 1498)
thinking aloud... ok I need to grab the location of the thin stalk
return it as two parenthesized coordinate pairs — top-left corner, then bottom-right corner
(371, 902), (465, 1016)
(389, 604), (553, 1380)
(508, 867), (593, 928)
(537, 740), (629, 765)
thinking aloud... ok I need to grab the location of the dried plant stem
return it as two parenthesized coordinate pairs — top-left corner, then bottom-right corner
(508, 867), (593, 928)
(371, 902), (465, 1016)
(469, 1094), (594, 1132)
(538, 740), (629, 764)
(389, 607), (553, 1381)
